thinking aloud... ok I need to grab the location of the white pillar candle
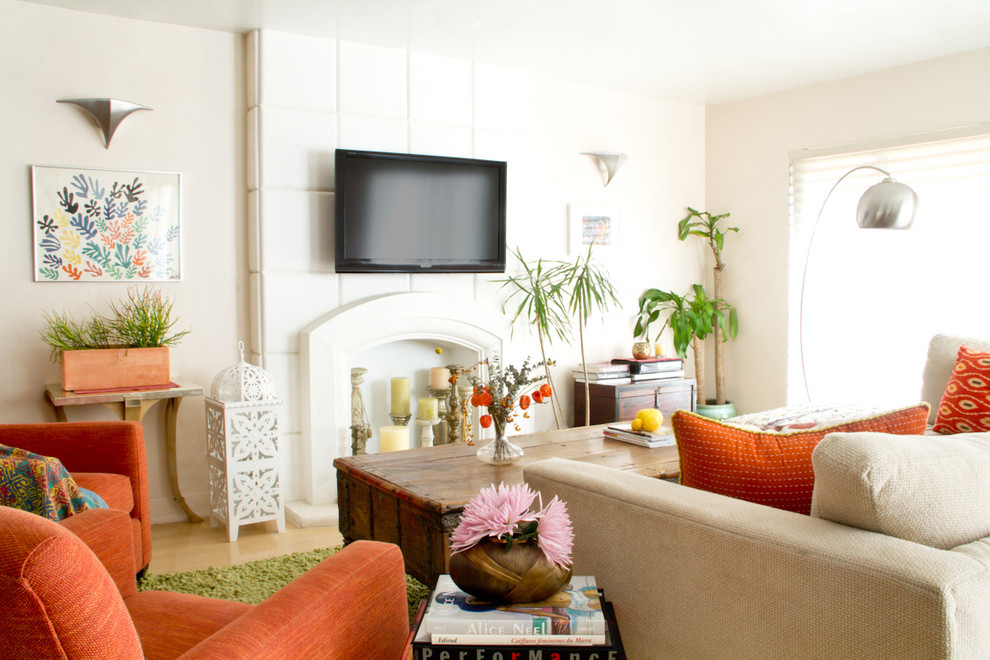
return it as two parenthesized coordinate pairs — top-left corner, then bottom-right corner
(390, 377), (411, 416)
(430, 367), (451, 390)
(417, 397), (438, 421)
(380, 426), (409, 452)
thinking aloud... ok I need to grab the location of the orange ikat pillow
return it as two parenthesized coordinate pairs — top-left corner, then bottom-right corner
(671, 403), (930, 514)
(933, 345), (990, 434)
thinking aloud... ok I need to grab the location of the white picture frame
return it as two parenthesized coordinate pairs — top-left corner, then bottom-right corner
(568, 205), (619, 255)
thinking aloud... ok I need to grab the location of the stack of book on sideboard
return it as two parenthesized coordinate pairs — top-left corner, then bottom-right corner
(411, 575), (626, 659)
(573, 358), (684, 385)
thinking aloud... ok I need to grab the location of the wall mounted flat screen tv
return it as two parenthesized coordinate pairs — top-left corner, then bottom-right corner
(334, 149), (507, 273)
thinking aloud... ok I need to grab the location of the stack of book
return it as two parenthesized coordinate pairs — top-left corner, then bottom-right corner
(411, 574), (626, 659)
(572, 358), (684, 385)
(603, 422), (676, 448)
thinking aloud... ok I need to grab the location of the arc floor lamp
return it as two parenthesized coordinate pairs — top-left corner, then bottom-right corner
(799, 165), (919, 401)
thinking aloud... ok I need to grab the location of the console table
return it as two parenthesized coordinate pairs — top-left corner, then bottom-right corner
(44, 378), (205, 523)
(334, 424), (679, 587)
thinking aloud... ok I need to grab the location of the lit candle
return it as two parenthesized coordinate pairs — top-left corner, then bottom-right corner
(430, 367), (451, 390)
(390, 377), (411, 416)
(380, 426), (410, 452)
(417, 397), (438, 421)
(654, 342), (666, 357)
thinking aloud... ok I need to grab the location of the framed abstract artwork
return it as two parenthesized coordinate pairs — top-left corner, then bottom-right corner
(568, 204), (619, 255)
(31, 166), (181, 282)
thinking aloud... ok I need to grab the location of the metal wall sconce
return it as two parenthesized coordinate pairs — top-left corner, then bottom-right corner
(581, 151), (628, 187)
(57, 98), (152, 149)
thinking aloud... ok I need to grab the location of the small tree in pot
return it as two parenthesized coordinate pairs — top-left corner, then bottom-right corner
(677, 207), (739, 408)
(635, 284), (736, 410)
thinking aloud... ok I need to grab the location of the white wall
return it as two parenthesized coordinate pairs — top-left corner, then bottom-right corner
(706, 47), (990, 414)
(248, 30), (706, 507)
(0, 0), (245, 523)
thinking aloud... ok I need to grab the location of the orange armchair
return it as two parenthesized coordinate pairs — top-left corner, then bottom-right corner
(0, 505), (413, 659)
(0, 421), (151, 573)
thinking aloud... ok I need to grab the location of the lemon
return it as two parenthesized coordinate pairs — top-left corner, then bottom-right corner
(635, 408), (663, 424)
(630, 418), (643, 432)
(642, 416), (661, 432)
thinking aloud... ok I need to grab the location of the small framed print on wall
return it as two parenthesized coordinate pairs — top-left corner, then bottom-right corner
(32, 165), (181, 282)
(568, 205), (619, 255)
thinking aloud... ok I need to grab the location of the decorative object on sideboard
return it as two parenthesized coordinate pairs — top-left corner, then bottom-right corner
(799, 166), (917, 401)
(56, 98), (151, 148)
(449, 482), (574, 603)
(31, 165), (181, 282)
(580, 151), (628, 187)
(466, 356), (553, 465)
(206, 341), (285, 542)
(349, 368), (371, 455)
(677, 207), (740, 417)
(40, 286), (188, 392)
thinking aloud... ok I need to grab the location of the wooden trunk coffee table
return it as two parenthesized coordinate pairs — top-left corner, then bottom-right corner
(333, 424), (679, 587)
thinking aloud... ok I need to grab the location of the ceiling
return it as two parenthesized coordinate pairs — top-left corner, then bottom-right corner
(21, 0), (990, 105)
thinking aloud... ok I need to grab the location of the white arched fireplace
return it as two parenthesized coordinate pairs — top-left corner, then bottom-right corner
(291, 292), (506, 525)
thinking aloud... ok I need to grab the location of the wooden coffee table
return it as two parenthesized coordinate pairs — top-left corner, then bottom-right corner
(333, 424), (679, 587)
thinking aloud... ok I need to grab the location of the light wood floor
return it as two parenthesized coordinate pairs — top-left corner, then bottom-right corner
(148, 519), (344, 574)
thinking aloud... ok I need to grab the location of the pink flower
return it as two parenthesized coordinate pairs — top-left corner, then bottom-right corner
(450, 483), (573, 568)
(450, 483), (539, 554)
(536, 496), (574, 567)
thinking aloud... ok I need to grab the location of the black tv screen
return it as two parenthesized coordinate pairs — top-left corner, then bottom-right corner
(334, 149), (507, 273)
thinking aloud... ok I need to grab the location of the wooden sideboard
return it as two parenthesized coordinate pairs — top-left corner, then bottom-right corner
(573, 377), (696, 426)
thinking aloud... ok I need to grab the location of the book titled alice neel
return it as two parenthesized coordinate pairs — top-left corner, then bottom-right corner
(411, 587), (626, 660)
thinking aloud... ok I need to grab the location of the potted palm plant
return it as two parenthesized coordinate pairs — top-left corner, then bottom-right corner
(498, 247), (570, 429)
(677, 207), (740, 415)
(40, 287), (189, 392)
(554, 243), (621, 427)
(635, 284), (736, 416)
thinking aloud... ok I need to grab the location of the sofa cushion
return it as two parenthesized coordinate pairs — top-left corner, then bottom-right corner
(921, 334), (990, 424)
(73, 472), (134, 514)
(810, 431), (990, 549)
(932, 345), (990, 434)
(671, 403), (930, 514)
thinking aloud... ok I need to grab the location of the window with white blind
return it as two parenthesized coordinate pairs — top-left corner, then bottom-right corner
(788, 126), (990, 406)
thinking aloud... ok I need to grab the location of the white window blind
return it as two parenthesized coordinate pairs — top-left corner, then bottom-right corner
(788, 128), (990, 406)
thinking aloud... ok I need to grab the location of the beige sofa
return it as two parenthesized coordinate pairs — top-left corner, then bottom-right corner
(525, 334), (990, 659)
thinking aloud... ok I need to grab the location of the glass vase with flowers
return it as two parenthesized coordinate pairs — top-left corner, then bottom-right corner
(466, 356), (553, 465)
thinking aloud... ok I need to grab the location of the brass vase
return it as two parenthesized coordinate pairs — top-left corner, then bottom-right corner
(449, 538), (572, 603)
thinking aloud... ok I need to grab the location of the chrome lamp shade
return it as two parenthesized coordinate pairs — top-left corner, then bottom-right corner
(857, 177), (918, 229)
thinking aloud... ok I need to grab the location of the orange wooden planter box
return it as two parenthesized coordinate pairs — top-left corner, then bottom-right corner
(61, 347), (170, 392)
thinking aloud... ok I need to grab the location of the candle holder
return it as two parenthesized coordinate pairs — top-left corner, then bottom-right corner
(426, 387), (450, 445)
(416, 418), (441, 447)
(389, 414), (412, 427)
(457, 383), (474, 445)
(349, 367), (371, 455)
(446, 364), (463, 443)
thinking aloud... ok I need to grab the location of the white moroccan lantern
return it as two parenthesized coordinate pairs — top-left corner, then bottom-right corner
(206, 342), (284, 542)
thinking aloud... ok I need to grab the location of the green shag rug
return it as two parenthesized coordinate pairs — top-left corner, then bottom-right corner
(137, 545), (431, 625)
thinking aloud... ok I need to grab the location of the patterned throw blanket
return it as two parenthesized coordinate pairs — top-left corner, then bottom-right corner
(0, 445), (91, 521)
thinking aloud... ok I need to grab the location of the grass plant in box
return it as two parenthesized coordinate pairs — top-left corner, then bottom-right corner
(40, 287), (189, 391)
